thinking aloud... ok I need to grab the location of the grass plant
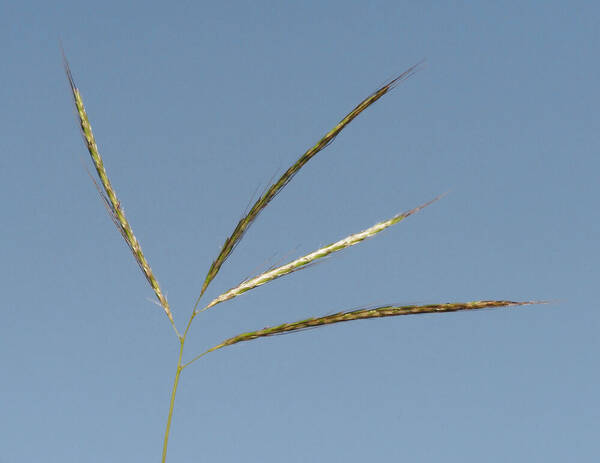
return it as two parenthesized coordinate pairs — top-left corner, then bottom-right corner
(64, 54), (540, 462)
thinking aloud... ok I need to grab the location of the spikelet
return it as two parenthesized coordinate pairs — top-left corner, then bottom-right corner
(205, 300), (541, 353)
(202, 194), (442, 311)
(63, 54), (175, 327)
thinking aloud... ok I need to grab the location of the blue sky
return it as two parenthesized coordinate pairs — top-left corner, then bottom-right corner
(2, 1), (599, 462)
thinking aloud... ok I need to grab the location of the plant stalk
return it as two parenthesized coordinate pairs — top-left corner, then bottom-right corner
(162, 339), (185, 463)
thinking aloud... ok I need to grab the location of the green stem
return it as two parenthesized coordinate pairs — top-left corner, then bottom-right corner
(162, 339), (185, 463)
(182, 349), (210, 369)
(162, 307), (200, 462)
(161, 281), (213, 460)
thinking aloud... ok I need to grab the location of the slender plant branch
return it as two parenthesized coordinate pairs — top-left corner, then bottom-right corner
(162, 340), (184, 463)
(182, 350), (210, 369)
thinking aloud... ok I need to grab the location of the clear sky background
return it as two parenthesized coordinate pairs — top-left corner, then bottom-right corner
(1, 1), (598, 462)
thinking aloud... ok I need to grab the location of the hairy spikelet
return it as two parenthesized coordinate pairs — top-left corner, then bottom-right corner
(205, 301), (541, 353)
(198, 63), (422, 300)
(63, 55), (174, 326)
(202, 194), (442, 311)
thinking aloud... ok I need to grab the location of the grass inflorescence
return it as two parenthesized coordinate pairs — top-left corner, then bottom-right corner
(64, 54), (540, 462)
